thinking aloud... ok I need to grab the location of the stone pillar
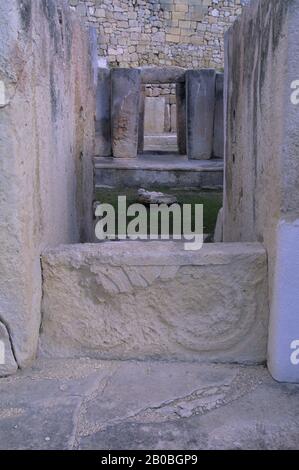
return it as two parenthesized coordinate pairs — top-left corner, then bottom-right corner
(111, 68), (141, 159)
(213, 73), (224, 159)
(138, 84), (145, 154)
(95, 68), (111, 157)
(186, 69), (216, 160)
(176, 82), (186, 155)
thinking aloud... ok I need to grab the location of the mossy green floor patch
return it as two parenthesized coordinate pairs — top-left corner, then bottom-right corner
(95, 187), (222, 237)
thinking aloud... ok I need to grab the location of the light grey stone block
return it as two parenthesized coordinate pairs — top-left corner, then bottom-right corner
(0, 323), (18, 377)
(95, 68), (111, 157)
(0, 0), (96, 371)
(111, 69), (141, 158)
(186, 69), (216, 160)
(222, 0), (299, 382)
(40, 242), (269, 364)
(144, 97), (165, 135)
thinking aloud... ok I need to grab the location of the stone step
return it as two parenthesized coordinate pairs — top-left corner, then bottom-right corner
(39, 241), (269, 363)
(94, 154), (223, 189)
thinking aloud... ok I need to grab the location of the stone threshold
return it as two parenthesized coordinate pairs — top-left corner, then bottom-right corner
(94, 154), (224, 172)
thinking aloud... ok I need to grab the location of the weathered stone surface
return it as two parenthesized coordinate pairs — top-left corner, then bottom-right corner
(176, 82), (187, 155)
(95, 155), (223, 189)
(39, 242), (269, 363)
(68, 1), (246, 71)
(186, 69), (216, 160)
(213, 73), (224, 158)
(140, 67), (186, 84)
(222, 0), (299, 382)
(95, 68), (111, 156)
(144, 134), (178, 153)
(111, 69), (141, 158)
(144, 97), (165, 135)
(137, 189), (177, 205)
(138, 85), (145, 153)
(214, 207), (223, 243)
(0, 0), (96, 371)
(0, 358), (298, 450)
(0, 323), (18, 377)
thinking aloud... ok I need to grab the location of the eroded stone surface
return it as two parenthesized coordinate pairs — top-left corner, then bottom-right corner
(111, 68), (141, 158)
(39, 242), (269, 363)
(0, 359), (298, 450)
(0, 322), (18, 377)
(186, 69), (216, 160)
(0, 0), (96, 371)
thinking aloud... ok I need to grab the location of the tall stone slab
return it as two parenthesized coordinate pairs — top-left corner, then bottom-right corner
(138, 84), (145, 153)
(144, 97), (165, 135)
(186, 69), (216, 160)
(176, 82), (187, 155)
(95, 68), (111, 156)
(111, 69), (141, 158)
(0, 0), (96, 373)
(213, 73), (224, 158)
(223, 0), (299, 382)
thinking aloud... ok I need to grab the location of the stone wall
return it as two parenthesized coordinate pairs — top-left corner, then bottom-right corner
(69, 0), (247, 69)
(222, 0), (299, 382)
(0, 0), (96, 374)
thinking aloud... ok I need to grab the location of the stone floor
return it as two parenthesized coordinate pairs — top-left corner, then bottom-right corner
(0, 359), (299, 450)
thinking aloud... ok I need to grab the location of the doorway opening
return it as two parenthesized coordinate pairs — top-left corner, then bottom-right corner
(143, 83), (178, 154)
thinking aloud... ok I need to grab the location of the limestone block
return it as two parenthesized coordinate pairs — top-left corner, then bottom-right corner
(214, 207), (223, 242)
(222, 0), (299, 382)
(111, 69), (141, 158)
(137, 85), (145, 153)
(176, 82), (187, 155)
(170, 103), (177, 132)
(140, 67), (186, 84)
(144, 97), (165, 135)
(213, 73), (224, 158)
(186, 69), (216, 159)
(95, 68), (111, 156)
(40, 242), (269, 364)
(0, 0), (96, 370)
(0, 323), (18, 377)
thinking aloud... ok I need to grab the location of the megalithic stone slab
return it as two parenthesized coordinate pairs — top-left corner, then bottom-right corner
(213, 73), (224, 158)
(176, 82), (187, 155)
(186, 69), (216, 160)
(95, 68), (111, 157)
(138, 85), (145, 153)
(111, 69), (141, 158)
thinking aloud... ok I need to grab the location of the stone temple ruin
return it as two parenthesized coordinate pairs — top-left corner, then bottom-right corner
(0, 0), (299, 448)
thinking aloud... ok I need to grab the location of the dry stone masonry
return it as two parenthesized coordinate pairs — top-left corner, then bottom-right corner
(69, 0), (247, 70)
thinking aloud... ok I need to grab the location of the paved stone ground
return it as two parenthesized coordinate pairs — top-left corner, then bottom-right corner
(0, 359), (298, 450)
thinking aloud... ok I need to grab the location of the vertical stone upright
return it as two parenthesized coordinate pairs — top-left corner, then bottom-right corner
(213, 73), (224, 158)
(186, 69), (216, 160)
(223, 0), (299, 383)
(111, 68), (141, 158)
(138, 84), (145, 153)
(95, 68), (111, 156)
(176, 82), (186, 155)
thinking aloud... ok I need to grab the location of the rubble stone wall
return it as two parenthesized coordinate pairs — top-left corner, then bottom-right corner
(69, 0), (247, 69)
